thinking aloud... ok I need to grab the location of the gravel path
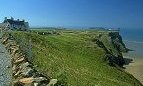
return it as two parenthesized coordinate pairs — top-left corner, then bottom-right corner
(0, 32), (12, 86)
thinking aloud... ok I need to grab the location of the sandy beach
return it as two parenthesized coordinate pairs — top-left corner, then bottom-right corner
(123, 40), (143, 84)
(124, 56), (143, 84)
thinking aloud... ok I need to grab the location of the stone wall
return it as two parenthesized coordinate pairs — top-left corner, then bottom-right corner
(1, 33), (57, 86)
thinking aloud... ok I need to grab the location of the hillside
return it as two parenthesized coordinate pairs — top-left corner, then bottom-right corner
(9, 29), (142, 86)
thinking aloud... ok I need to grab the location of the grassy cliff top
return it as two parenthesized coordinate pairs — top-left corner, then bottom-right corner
(9, 29), (142, 86)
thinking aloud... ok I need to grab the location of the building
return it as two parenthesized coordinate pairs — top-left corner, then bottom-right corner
(0, 17), (29, 31)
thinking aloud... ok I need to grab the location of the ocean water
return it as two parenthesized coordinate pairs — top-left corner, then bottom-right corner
(120, 29), (143, 58)
(120, 29), (143, 42)
(121, 29), (143, 84)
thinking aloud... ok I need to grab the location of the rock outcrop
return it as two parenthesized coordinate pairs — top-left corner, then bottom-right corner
(92, 32), (128, 67)
(1, 33), (57, 86)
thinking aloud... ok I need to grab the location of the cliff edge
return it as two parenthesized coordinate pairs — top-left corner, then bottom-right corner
(2, 30), (142, 86)
(92, 31), (128, 66)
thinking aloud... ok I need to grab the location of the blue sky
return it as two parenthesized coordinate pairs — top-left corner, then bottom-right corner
(0, 0), (143, 28)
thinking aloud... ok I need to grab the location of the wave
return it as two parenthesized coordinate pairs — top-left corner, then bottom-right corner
(123, 40), (143, 44)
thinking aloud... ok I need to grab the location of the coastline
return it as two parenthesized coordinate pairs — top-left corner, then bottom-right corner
(124, 56), (143, 84)
(123, 40), (143, 84)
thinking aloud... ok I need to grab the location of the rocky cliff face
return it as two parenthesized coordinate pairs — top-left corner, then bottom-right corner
(93, 32), (128, 67)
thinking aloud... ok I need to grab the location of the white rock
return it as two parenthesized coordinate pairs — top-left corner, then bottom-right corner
(47, 79), (58, 86)
(34, 83), (39, 86)
(19, 77), (34, 83)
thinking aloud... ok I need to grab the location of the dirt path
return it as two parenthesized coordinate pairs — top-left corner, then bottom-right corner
(0, 33), (12, 85)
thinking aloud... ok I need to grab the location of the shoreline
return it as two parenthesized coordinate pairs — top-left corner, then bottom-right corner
(123, 39), (143, 84)
(124, 40), (143, 44)
(124, 56), (143, 84)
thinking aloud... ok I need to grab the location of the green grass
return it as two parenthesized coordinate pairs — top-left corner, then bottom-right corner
(10, 30), (142, 86)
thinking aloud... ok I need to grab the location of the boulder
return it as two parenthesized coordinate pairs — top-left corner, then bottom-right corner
(21, 67), (34, 77)
(47, 79), (58, 86)
(33, 77), (47, 82)
(14, 57), (25, 64)
(13, 53), (25, 61)
(5, 40), (16, 48)
(19, 77), (48, 84)
(19, 77), (34, 83)
(10, 45), (20, 55)
(12, 65), (20, 75)
(14, 70), (22, 78)
(1, 36), (9, 44)
(34, 83), (38, 86)
(20, 62), (32, 68)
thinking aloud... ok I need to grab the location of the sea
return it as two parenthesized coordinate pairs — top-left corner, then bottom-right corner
(65, 27), (143, 58)
(120, 28), (143, 58)
(121, 29), (143, 84)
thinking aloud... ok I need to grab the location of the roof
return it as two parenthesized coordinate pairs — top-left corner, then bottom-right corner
(4, 19), (25, 26)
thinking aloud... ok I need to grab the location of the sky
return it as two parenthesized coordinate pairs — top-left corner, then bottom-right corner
(0, 0), (143, 29)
